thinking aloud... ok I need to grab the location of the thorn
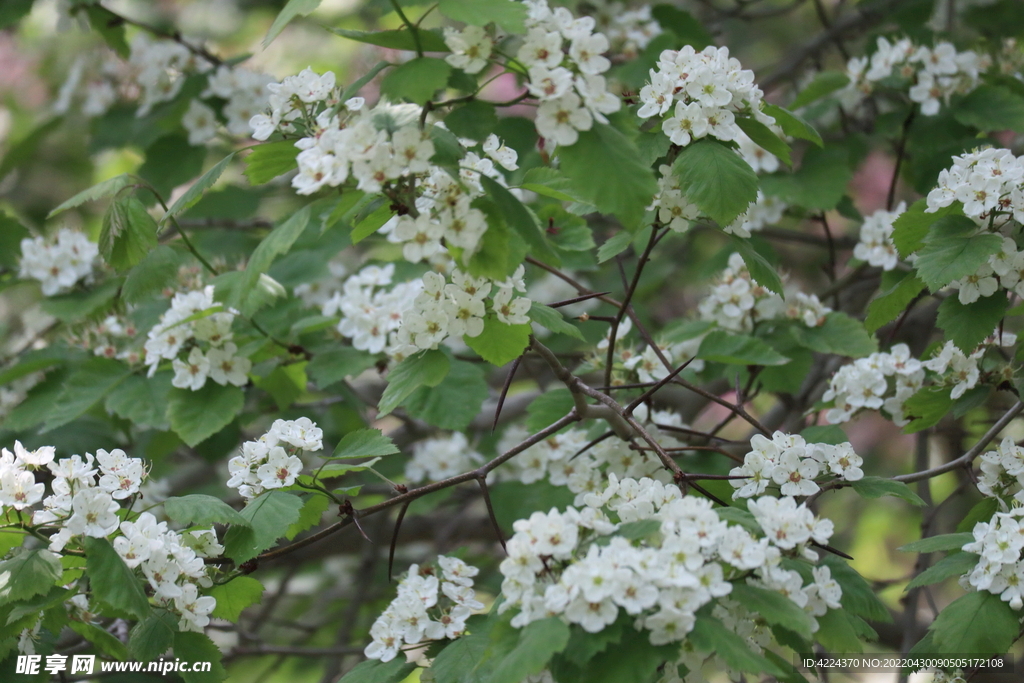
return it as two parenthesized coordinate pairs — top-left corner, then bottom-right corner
(493, 355), (523, 433)
(476, 475), (506, 552)
(388, 501), (411, 583)
(549, 291), (611, 309)
(340, 500), (372, 543)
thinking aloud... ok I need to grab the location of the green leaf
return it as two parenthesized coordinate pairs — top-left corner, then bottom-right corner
(238, 205), (312, 303)
(244, 141), (299, 186)
(164, 152), (235, 220)
(465, 318), (532, 366)
(331, 26), (449, 52)
(253, 362), (307, 410)
(890, 199), (961, 258)
(526, 388), (575, 433)
(815, 608), (867, 653)
(929, 590), (1019, 655)
(83, 5), (129, 56)
(0, 0), (33, 29)
(223, 491), (306, 563)
(729, 237), (784, 296)
(570, 623), (680, 683)
(697, 330), (789, 366)
(650, 5), (714, 49)
(519, 167), (588, 203)
(690, 613), (783, 676)
(69, 621), (129, 661)
(208, 576), (264, 622)
(100, 195), (159, 272)
(851, 477), (926, 506)
(330, 429), (401, 459)
(759, 144), (851, 211)
(305, 347), (378, 390)
(530, 303), (584, 341)
(137, 133), (207, 203)
(790, 312), (877, 358)
(339, 658), (416, 683)
(174, 631), (227, 683)
(489, 617), (571, 683)
(377, 349), (450, 416)
(800, 424), (848, 445)
(286, 493), (331, 539)
(906, 552), (979, 590)
(164, 494), (250, 527)
(380, 57), (452, 105)
(865, 272), (926, 332)
(481, 175), (559, 264)
(167, 383), (246, 447)
(264, 0), (321, 46)
(430, 621), (494, 682)
(763, 104), (823, 147)
(899, 533), (975, 553)
(438, 0), (528, 34)
(443, 101), (498, 141)
(822, 555), (893, 623)
(558, 123), (658, 229)
(957, 496), (999, 533)
(84, 538), (151, 619)
(129, 609), (178, 662)
(41, 278), (121, 322)
(598, 229), (638, 264)
(614, 520), (662, 541)
(901, 386), (955, 433)
(952, 85), (1024, 133)
(406, 359), (490, 431)
(0, 350), (66, 388)
(41, 358), (131, 432)
(790, 71), (850, 110)
(730, 583), (815, 640)
(673, 139), (759, 226)
(0, 550), (62, 605)
(122, 245), (184, 304)
(914, 220), (1002, 291)
(105, 372), (172, 430)
(937, 291), (1008, 353)
(48, 174), (131, 218)
(735, 116), (792, 166)
(213, 270), (286, 318)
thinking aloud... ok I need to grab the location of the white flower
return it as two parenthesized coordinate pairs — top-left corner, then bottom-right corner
(206, 343), (251, 387)
(255, 447), (303, 489)
(444, 26), (493, 75)
(535, 93), (593, 146)
(66, 488), (120, 538)
(171, 347), (211, 391)
(182, 99), (218, 145)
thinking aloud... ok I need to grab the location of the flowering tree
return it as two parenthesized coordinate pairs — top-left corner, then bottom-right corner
(1, 0), (1024, 681)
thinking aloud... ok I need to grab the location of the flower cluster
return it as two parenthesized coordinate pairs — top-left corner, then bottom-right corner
(841, 37), (987, 116)
(517, 0), (622, 146)
(19, 228), (98, 296)
(183, 65), (275, 145)
(365, 556), (484, 662)
(226, 418), (324, 500)
(729, 431), (864, 499)
(587, 1), (661, 60)
(405, 433), (483, 483)
(143, 285), (251, 390)
(622, 335), (705, 384)
(53, 52), (125, 117)
(976, 437), (1024, 504)
(853, 203), (905, 271)
(962, 507), (1024, 609)
(498, 476), (841, 647)
(697, 253), (831, 332)
(129, 34), (213, 116)
(323, 263), (532, 361)
(496, 407), (682, 500)
(823, 344), (924, 425)
(0, 441), (220, 640)
(638, 45), (773, 147)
